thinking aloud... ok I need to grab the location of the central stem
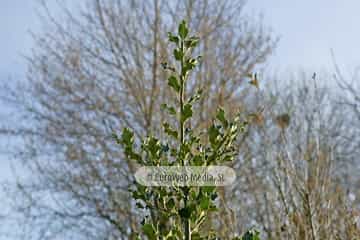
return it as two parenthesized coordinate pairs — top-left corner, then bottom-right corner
(179, 38), (191, 240)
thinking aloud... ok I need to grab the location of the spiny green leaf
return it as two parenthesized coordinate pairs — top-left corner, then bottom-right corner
(184, 58), (198, 72)
(208, 125), (220, 147)
(161, 103), (176, 115)
(168, 107), (176, 115)
(173, 48), (183, 61)
(178, 204), (195, 219)
(166, 198), (175, 209)
(199, 195), (210, 210)
(142, 136), (162, 160)
(167, 32), (179, 44)
(181, 103), (193, 123)
(163, 122), (178, 139)
(168, 75), (181, 92)
(121, 128), (134, 146)
(188, 88), (203, 104)
(142, 223), (156, 240)
(132, 190), (146, 201)
(178, 20), (188, 39)
(192, 155), (203, 166)
(185, 36), (200, 48)
(129, 152), (142, 162)
(216, 108), (228, 127)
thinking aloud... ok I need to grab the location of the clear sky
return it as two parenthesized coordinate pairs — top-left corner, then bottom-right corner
(0, 1), (41, 181)
(246, 0), (360, 73)
(1, 1), (360, 85)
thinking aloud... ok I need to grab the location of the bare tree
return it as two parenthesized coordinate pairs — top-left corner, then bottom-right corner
(225, 72), (360, 239)
(332, 61), (360, 204)
(0, 0), (276, 239)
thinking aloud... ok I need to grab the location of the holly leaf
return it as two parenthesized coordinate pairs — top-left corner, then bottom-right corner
(188, 88), (203, 104)
(199, 195), (210, 210)
(163, 122), (178, 139)
(208, 125), (220, 147)
(242, 229), (260, 240)
(142, 224), (156, 240)
(181, 103), (193, 123)
(166, 198), (175, 209)
(161, 103), (176, 115)
(178, 20), (189, 39)
(185, 36), (200, 48)
(168, 75), (181, 92)
(178, 205), (195, 219)
(174, 48), (183, 61)
(184, 58), (198, 72)
(192, 155), (203, 166)
(121, 128), (134, 146)
(216, 108), (228, 127)
(168, 32), (179, 44)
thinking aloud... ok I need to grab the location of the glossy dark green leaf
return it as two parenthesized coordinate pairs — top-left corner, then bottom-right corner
(184, 58), (198, 72)
(199, 196), (210, 210)
(147, 137), (161, 158)
(121, 128), (134, 146)
(178, 20), (188, 38)
(167, 32), (179, 44)
(208, 125), (220, 147)
(163, 122), (178, 139)
(166, 198), (175, 209)
(178, 205), (194, 219)
(132, 190), (146, 201)
(181, 103), (193, 123)
(161, 103), (176, 115)
(216, 108), (228, 127)
(192, 155), (203, 166)
(130, 152), (142, 162)
(173, 48), (183, 61)
(142, 224), (156, 240)
(185, 36), (200, 48)
(168, 75), (181, 92)
(188, 89), (203, 104)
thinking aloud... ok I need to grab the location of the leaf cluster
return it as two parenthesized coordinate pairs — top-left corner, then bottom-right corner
(114, 20), (257, 240)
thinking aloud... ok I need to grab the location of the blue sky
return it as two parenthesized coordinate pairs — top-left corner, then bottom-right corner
(246, 0), (360, 73)
(1, 0), (360, 86)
